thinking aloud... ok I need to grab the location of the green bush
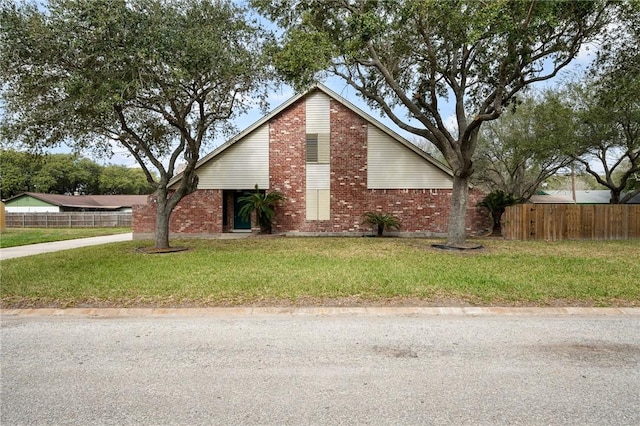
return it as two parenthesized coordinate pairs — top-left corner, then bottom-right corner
(362, 212), (401, 237)
(238, 185), (286, 233)
(478, 190), (518, 236)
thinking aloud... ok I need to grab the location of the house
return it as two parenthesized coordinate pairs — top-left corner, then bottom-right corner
(4, 192), (149, 213)
(133, 84), (490, 238)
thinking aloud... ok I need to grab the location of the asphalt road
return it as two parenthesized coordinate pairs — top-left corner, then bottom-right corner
(1, 311), (639, 425)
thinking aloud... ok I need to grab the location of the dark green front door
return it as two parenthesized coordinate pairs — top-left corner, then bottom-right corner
(233, 191), (251, 230)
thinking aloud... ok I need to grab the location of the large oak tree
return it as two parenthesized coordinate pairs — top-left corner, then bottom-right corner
(473, 91), (575, 202)
(253, 0), (611, 245)
(1, 0), (273, 248)
(569, 75), (640, 204)
(569, 2), (640, 204)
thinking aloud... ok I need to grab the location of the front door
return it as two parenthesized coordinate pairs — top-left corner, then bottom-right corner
(233, 191), (251, 231)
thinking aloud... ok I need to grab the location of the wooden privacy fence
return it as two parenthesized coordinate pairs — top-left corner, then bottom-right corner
(5, 212), (132, 228)
(503, 204), (640, 241)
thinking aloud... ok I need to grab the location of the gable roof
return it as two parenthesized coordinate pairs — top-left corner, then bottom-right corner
(5, 192), (148, 209)
(170, 83), (453, 187)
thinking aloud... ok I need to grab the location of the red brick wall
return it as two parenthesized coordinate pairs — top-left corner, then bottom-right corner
(326, 99), (369, 232)
(268, 98), (308, 233)
(132, 198), (155, 234)
(132, 189), (223, 235)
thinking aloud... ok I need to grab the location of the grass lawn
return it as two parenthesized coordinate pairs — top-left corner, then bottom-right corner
(1, 237), (638, 308)
(0, 228), (131, 248)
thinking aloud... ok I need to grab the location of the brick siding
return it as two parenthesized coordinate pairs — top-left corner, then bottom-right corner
(268, 98), (307, 232)
(132, 189), (223, 235)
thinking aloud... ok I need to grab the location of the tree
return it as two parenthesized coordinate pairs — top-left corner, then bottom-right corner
(238, 185), (286, 234)
(568, 4), (640, 204)
(0, 149), (103, 197)
(473, 91), (575, 202)
(1, 0), (272, 248)
(0, 149), (156, 198)
(252, 0), (610, 245)
(0, 149), (34, 199)
(477, 190), (517, 237)
(99, 165), (156, 195)
(570, 79), (640, 204)
(72, 157), (102, 194)
(30, 154), (101, 195)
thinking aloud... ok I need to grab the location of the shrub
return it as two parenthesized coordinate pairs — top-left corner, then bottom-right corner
(362, 212), (401, 237)
(239, 185), (286, 234)
(478, 190), (518, 236)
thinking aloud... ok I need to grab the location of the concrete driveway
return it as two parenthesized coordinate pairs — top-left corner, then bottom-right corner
(0, 233), (132, 260)
(2, 309), (639, 425)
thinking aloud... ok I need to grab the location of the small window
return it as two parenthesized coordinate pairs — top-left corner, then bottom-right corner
(306, 134), (318, 163)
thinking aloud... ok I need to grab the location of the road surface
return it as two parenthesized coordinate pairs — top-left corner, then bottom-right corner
(1, 309), (639, 425)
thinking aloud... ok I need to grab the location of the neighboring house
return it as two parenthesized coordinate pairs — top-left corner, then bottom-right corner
(4, 192), (149, 213)
(530, 190), (640, 204)
(133, 84), (490, 237)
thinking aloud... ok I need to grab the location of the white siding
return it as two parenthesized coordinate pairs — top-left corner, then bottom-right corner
(196, 125), (269, 189)
(317, 133), (330, 163)
(367, 127), (452, 189)
(306, 91), (330, 134)
(306, 190), (318, 220)
(306, 189), (330, 220)
(317, 190), (330, 220)
(306, 164), (330, 190)
(305, 90), (331, 221)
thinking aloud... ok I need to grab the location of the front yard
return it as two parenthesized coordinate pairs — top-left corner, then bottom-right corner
(1, 237), (638, 308)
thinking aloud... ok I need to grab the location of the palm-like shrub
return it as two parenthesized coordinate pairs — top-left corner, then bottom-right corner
(362, 212), (401, 237)
(239, 185), (286, 234)
(478, 190), (518, 236)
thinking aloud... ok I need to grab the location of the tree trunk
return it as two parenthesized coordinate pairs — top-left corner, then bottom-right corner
(447, 175), (469, 246)
(154, 196), (171, 249)
(490, 209), (505, 237)
(377, 224), (384, 237)
(610, 190), (621, 204)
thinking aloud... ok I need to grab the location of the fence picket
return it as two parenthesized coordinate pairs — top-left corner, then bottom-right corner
(504, 204), (640, 241)
(5, 212), (132, 229)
